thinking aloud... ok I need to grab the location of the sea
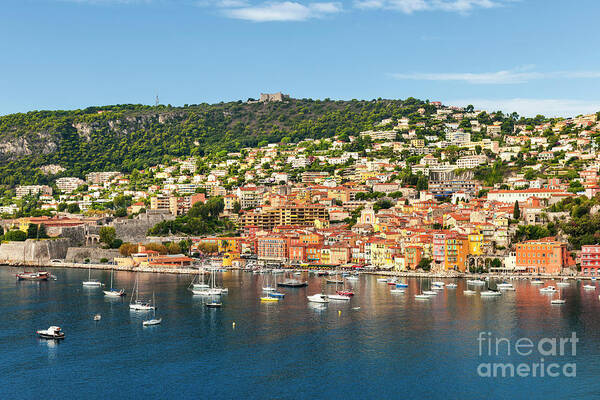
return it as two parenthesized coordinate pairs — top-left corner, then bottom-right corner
(1, 267), (599, 399)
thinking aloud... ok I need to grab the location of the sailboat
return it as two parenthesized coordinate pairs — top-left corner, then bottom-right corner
(328, 279), (351, 301)
(480, 279), (502, 297)
(192, 269), (222, 295)
(415, 278), (431, 299)
(551, 287), (566, 304)
(82, 266), (102, 287)
(422, 278), (437, 296)
(142, 293), (162, 325)
(103, 269), (126, 297)
(129, 275), (155, 311)
(262, 273), (276, 292)
(192, 267), (209, 290)
(205, 293), (222, 308)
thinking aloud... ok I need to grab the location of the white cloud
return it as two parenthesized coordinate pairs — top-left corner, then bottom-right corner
(223, 1), (342, 21)
(450, 98), (600, 118)
(390, 67), (600, 84)
(354, 0), (503, 13)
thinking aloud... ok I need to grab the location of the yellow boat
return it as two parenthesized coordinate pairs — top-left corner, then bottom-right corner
(260, 296), (279, 302)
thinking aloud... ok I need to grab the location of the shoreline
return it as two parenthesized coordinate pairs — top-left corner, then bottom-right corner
(0, 261), (595, 280)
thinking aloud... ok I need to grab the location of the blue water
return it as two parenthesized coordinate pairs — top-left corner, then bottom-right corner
(1, 267), (599, 399)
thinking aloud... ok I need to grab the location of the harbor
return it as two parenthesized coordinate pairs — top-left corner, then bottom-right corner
(1, 266), (599, 398)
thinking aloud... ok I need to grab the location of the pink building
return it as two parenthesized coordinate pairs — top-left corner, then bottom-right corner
(581, 245), (600, 275)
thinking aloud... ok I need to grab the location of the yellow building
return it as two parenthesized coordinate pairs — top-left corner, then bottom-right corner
(468, 233), (485, 256)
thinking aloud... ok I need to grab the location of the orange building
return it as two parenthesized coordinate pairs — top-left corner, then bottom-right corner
(444, 233), (469, 272)
(404, 245), (423, 270)
(515, 237), (570, 274)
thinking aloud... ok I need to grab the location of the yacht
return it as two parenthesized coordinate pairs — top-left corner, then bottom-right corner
(540, 286), (557, 293)
(327, 294), (351, 301)
(129, 276), (155, 311)
(82, 266), (102, 287)
(307, 293), (329, 303)
(37, 326), (65, 340)
(103, 269), (126, 297)
(480, 290), (502, 297)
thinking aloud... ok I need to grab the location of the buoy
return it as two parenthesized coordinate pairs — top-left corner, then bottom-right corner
(338, 310), (341, 316)
(232, 322), (236, 329)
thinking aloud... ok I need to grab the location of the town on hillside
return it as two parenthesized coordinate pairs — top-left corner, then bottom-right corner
(1, 100), (600, 276)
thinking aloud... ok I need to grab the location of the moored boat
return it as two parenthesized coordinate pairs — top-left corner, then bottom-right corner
(307, 293), (329, 303)
(37, 326), (65, 340)
(17, 271), (50, 281)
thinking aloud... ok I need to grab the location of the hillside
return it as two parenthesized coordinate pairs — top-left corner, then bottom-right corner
(0, 98), (439, 187)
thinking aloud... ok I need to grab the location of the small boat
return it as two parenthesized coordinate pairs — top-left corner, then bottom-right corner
(432, 281), (445, 286)
(551, 299), (566, 304)
(463, 290), (477, 295)
(37, 326), (65, 340)
(278, 279), (308, 287)
(336, 290), (354, 297)
(307, 293), (329, 303)
(268, 291), (285, 298)
(17, 271), (50, 281)
(446, 283), (458, 289)
(93, 314), (101, 321)
(583, 284), (596, 290)
(395, 283), (408, 288)
(103, 269), (126, 297)
(205, 294), (222, 308)
(376, 278), (388, 283)
(480, 290), (502, 297)
(531, 279), (544, 285)
(540, 286), (557, 293)
(390, 288), (405, 294)
(129, 276), (155, 311)
(557, 280), (570, 287)
(346, 275), (359, 281)
(328, 294), (351, 301)
(142, 293), (161, 326)
(497, 282), (515, 291)
(326, 279), (344, 285)
(387, 279), (398, 286)
(466, 279), (485, 285)
(431, 285), (444, 291)
(422, 290), (437, 296)
(414, 294), (431, 300)
(82, 266), (102, 287)
(260, 296), (279, 302)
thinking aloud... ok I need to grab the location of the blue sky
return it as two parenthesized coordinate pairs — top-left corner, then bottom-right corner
(1, 0), (599, 117)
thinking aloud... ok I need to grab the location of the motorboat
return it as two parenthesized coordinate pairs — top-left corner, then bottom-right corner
(346, 275), (359, 281)
(17, 271), (50, 281)
(376, 278), (388, 283)
(93, 314), (101, 321)
(531, 279), (544, 285)
(326, 278), (344, 285)
(205, 301), (222, 308)
(328, 294), (351, 301)
(336, 290), (354, 297)
(143, 318), (162, 326)
(463, 290), (477, 295)
(37, 326), (65, 340)
(307, 293), (329, 303)
(497, 282), (515, 291)
(414, 294), (431, 300)
(390, 288), (405, 294)
(278, 279), (308, 287)
(583, 284), (596, 290)
(268, 291), (285, 298)
(395, 282), (408, 288)
(551, 299), (566, 304)
(446, 283), (458, 289)
(540, 286), (557, 293)
(260, 296), (280, 302)
(431, 285), (444, 290)
(422, 290), (437, 296)
(466, 279), (485, 285)
(480, 290), (502, 297)
(557, 279), (570, 287)
(432, 281), (445, 286)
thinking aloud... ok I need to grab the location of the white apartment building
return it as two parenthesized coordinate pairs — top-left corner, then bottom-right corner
(56, 177), (85, 193)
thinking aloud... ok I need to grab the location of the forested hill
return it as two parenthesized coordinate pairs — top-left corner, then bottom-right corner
(0, 98), (435, 186)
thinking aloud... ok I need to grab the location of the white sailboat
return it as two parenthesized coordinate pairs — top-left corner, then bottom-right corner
(129, 275), (155, 311)
(103, 269), (126, 297)
(82, 266), (102, 287)
(142, 293), (162, 326)
(262, 273), (276, 292)
(192, 267), (209, 290)
(415, 278), (431, 299)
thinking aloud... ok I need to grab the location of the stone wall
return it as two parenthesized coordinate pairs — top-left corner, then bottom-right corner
(65, 247), (120, 263)
(0, 238), (70, 264)
(112, 212), (174, 242)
